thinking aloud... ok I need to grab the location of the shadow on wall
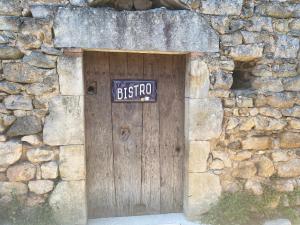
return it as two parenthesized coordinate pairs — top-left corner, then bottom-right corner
(87, 0), (201, 10)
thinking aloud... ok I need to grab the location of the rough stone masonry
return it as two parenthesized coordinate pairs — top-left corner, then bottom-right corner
(0, 0), (300, 225)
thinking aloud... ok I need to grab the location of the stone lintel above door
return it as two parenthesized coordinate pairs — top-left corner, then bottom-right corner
(53, 7), (219, 53)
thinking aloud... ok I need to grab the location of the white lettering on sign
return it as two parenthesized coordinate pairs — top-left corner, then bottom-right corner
(146, 83), (151, 95)
(112, 80), (157, 102)
(128, 86), (133, 98)
(117, 88), (123, 100)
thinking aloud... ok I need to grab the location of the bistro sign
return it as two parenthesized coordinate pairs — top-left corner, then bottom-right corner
(112, 80), (157, 102)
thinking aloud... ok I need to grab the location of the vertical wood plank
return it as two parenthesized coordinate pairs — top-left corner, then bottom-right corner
(110, 53), (144, 216)
(85, 52), (116, 218)
(172, 55), (185, 211)
(158, 54), (185, 213)
(141, 55), (161, 214)
(158, 54), (175, 213)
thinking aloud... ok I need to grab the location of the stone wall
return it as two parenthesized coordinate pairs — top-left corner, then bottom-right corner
(0, 0), (300, 224)
(0, 1), (87, 224)
(201, 0), (300, 201)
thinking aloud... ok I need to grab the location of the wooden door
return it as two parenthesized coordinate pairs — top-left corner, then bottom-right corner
(84, 52), (185, 218)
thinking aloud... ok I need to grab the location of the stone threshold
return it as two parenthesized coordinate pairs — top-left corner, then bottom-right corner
(88, 213), (201, 225)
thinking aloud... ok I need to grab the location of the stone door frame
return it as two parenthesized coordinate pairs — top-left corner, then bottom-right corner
(49, 7), (223, 225)
(54, 48), (223, 224)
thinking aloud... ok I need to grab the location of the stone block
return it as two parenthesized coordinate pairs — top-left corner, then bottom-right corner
(252, 77), (283, 93)
(0, 16), (20, 31)
(256, 156), (275, 178)
(57, 55), (84, 95)
(231, 151), (252, 161)
(236, 96), (253, 108)
(185, 172), (221, 218)
(288, 118), (300, 129)
(7, 162), (36, 182)
(282, 106), (300, 118)
(259, 107), (282, 119)
(30, 5), (59, 18)
(188, 141), (210, 173)
(200, 0), (243, 16)
(41, 161), (58, 179)
(210, 16), (230, 34)
(256, 3), (294, 19)
(283, 76), (300, 91)
(59, 145), (85, 181)
(23, 51), (56, 69)
(271, 151), (290, 162)
(210, 159), (224, 170)
(274, 35), (299, 59)
(49, 181), (87, 225)
(0, 81), (22, 94)
(232, 161), (257, 179)
(28, 180), (54, 195)
(272, 63), (297, 78)
(280, 132), (300, 149)
(242, 136), (271, 150)
(26, 147), (55, 163)
(211, 71), (233, 90)
(277, 159), (300, 178)
(0, 182), (28, 195)
(0, 46), (23, 59)
(0, 140), (22, 171)
(4, 95), (33, 110)
(289, 19), (300, 35)
(70, 0), (88, 6)
(185, 59), (209, 98)
(254, 116), (287, 131)
(21, 135), (42, 146)
(43, 96), (84, 146)
(220, 32), (243, 46)
(20, 17), (52, 44)
(229, 44), (263, 61)
(54, 7), (219, 52)
(3, 62), (56, 84)
(7, 116), (42, 137)
(187, 98), (223, 141)
(245, 180), (263, 195)
(246, 17), (273, 32)
(262, 93), (294, 108)
(226, 117), (239, 130)
(0, 0), (22, 16)
(25, 73), (59, 95)
(274, 180), (294, 192)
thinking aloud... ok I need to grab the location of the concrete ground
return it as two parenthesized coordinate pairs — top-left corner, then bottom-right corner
(88, 213), (202, 225)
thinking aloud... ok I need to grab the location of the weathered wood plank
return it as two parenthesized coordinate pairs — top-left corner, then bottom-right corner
(110, 53), (144, 216)
(171, 55), (185, 211)
(141, 54), (161, 214)
(85, 52), (116, 218)
(158, 55), (185, 213)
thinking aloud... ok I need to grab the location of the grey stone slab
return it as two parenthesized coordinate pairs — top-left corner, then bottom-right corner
(54, 7), (219, 53)
(49, 181), (87, 225)
(187, 98), (223, 141)
(43, 96), (84, 146)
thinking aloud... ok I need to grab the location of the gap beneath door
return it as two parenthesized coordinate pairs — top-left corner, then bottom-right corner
(88, 213), (201, 225)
